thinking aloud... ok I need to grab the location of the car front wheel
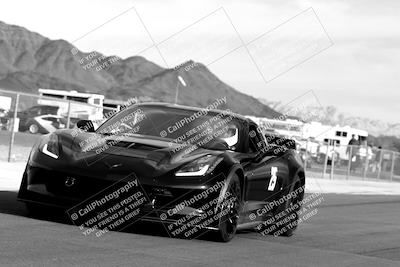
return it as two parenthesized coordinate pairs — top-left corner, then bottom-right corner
(28, 123), (39, 134)
(214, 174), (241, 242)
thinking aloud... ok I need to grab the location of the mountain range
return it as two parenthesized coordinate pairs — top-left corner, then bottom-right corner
(0, 20), (280, 118)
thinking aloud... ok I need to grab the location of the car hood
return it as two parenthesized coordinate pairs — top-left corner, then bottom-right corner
(53, 130), (224, 179)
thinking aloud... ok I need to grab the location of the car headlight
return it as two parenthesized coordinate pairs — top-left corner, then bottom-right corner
(41, 134), (60, 159)
(175, 155), (222, 177)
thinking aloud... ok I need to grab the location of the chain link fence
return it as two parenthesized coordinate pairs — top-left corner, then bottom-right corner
(300, 141), (400, 182)
(0, 89), (118, 162)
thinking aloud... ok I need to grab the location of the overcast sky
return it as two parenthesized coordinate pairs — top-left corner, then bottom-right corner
(1, 0), (399, 123)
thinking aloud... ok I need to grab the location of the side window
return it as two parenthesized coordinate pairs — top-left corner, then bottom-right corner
(42, 117), (58, 123)
(248, 124), (265, 153)
(29, 107), (40, 115)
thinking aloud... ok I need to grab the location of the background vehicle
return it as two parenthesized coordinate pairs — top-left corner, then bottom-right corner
(38, 89), (104, 120)
(22, 114), (69, 134)
(18, 103), (305, 242)
(6, 105), (59, 133)
(303, 123), (368, 163)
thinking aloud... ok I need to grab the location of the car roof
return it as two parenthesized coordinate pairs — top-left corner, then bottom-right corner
(37, 114), (62, 118)
(133, 102), (251, 124)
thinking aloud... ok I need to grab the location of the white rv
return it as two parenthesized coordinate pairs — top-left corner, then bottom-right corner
(303, 122), (368, 162)
(38, 89), (104, 120)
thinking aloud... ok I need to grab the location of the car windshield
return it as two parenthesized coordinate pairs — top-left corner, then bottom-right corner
(96, 105), (240, 151)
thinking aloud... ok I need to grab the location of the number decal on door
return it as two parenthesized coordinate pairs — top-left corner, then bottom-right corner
(268, 167), (278, 191)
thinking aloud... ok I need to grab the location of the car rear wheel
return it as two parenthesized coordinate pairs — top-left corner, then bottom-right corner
(273, 178), (304, 237)
(28, 123), (39, 134)
(214, 174), (241, 242)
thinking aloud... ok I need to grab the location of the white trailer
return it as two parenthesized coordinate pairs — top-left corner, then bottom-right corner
(303, 122), (368, 161)
(38, 89), (104, 120)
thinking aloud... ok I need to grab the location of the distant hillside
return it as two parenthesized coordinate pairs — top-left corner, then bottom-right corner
(0, 20), (280, 118)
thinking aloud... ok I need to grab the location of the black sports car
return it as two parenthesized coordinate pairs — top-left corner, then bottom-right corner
(18, 103), (305, 242)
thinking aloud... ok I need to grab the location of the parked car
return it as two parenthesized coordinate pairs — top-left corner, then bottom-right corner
(18, 105), (59, 131)
(5, 105), (60, 133)
(23, 114), (69, 134)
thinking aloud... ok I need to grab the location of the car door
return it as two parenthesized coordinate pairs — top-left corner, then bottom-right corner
(244, 124), (289, 203)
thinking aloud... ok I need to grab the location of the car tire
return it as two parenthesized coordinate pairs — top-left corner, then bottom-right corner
(214, 174), (241, 242)
(28, 123), (39, 134)
(272, 178), (304, 237)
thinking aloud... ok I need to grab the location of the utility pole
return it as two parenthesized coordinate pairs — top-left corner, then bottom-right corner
(174, 75), (187, 104)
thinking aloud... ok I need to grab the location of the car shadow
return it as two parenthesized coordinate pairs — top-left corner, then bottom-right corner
(0, 190), (72, 224)
(0, 190), (214, 241)
(0, 191), (25, 216)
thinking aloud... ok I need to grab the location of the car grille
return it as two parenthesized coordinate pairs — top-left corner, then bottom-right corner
(33, 168), (208, 210)
(41, 170), (114, 199)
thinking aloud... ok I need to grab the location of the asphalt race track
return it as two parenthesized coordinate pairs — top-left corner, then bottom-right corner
(0, 191), (399, 267)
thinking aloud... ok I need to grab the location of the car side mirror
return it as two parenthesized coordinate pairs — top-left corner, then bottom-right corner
(256, 143), (289, 158)
(264, 133), (296, 150)
(76, 120), (95, 132)
(205, 138), (230, 150)
(282, 138), (296, 150)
